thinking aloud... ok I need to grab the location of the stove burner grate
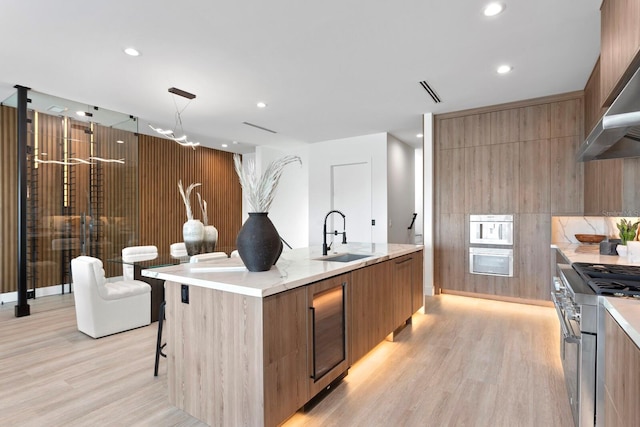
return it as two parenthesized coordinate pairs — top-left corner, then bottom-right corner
(573, 262), (640, 281)
(573, 262), (640, 296)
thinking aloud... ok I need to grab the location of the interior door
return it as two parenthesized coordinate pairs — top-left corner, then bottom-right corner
(331, 162), (372, 244)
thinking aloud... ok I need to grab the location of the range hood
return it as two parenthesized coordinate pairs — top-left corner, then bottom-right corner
(577, 65), (640, 162)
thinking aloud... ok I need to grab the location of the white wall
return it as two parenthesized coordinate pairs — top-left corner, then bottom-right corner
(423, 113), (434, 296)
(308, 133), (388, 245)
(414, 147), (424, 244)
(386, 134), (415, 244)
(254, 146), (309, 249)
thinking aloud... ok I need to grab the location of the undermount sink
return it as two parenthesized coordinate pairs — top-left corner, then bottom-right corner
(317, 253), (373, 263)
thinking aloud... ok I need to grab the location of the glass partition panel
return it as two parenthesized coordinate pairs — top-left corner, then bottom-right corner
(2, 89), (139, 293)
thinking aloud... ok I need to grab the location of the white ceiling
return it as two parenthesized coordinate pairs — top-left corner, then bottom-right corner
(0, 0), (602, 152)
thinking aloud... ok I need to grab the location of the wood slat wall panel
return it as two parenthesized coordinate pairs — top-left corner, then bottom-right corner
(138, 135), (241, 256)
(0, 106), (18, 293)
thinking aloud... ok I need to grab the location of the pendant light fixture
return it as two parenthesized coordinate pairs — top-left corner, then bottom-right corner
(149, 87), (200, 149)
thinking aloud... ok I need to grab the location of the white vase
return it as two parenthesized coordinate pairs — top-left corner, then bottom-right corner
(202, 225), (218, 253)
(617, 245), (628, 257)
(183, 219), (205, 256)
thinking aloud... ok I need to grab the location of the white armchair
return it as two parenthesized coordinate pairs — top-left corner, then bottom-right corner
(71, 256), (151, 338)
(121, 245), (158, 281)
(190, 252), (228, 263)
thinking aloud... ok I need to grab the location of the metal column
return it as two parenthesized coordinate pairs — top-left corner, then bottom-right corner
(14, 84), (30, 317)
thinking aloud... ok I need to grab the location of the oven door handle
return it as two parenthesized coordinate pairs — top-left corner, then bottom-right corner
(550, 292), (581, 344)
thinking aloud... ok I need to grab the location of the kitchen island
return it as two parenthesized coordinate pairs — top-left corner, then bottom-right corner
(143, 243), (424, 427)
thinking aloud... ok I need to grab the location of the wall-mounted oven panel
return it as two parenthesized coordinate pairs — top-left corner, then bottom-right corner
(469, 214), (514, 246)
(469, 247), (513, 277)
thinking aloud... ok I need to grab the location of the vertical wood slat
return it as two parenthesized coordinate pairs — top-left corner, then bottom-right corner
(138, 135), (242, 256)
(0, 106), (18, 293)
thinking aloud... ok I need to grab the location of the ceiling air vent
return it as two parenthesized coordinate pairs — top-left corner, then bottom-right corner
(242, 121), (277, 134)
(419, 80), (442, 104)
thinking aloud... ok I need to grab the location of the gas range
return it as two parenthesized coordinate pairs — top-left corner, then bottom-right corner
(572, 262), (640, 298)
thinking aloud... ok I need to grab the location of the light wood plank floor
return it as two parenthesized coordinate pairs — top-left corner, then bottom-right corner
(0, 294), (572, 426)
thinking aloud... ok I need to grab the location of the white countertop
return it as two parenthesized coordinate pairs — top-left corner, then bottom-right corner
(141, 243), (423, 298)
(552, 242), (640, 266)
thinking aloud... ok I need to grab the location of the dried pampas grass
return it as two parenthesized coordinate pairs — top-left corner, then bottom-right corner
(197, 192), (209, 226)
(178, 180), (201, 220)
(233, 154), (301, 213)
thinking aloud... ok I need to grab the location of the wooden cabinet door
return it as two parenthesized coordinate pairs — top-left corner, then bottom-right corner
(349, 261), (392, 364)
(263, 287), (308, 427)
(465, 142), (519, 214)
(604, 311), (640, 426)
(411, 250), (424, 313)
(438, 117), (465, 149)
(584, 58), (606, 137)
(438, 148), (465, 214)
(600, 0), (640, 106)
(519, 139), (551, 214)
(583, 159), (623, 215)
(550, 136), (584, 215)
(392, 255), (413, 328)
(622, 157), (640, 213)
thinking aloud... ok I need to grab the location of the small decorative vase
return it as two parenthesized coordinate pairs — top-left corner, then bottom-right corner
(202, 225), (218, 253)
(183, 219), (205, 256)
(236, 212), (281, 272)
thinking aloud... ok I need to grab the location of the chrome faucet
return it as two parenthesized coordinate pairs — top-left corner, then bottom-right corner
(323, 210), (347, 255)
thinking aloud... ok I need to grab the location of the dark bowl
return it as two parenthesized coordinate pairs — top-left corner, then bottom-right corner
(575, 234), (606, 244)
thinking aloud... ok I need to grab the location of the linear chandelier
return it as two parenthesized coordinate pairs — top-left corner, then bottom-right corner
(149, 87), (200, 149)
(34, 156), (125, 165)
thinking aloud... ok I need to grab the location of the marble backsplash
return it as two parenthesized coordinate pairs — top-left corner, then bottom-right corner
(552, 216), (640, 243)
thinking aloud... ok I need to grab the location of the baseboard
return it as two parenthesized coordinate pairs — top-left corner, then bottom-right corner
(0, 284), (67, 304)
(440, 289), (553, 307)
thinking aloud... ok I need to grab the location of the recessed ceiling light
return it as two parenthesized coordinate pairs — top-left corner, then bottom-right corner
(417, 133), (424, 138)
(221, 143), (228, 148)
(497, 65), (513, 74)
(124, 47), (141, 57)
(483, 2), (505, 17)
(256, 102), (267, 108)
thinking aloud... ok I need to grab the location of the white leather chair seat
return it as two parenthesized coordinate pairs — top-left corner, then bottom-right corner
(99, 280), (151, 300)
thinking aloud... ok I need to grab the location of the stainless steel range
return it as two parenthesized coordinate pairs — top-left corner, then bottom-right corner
(553, 256), (640, 427)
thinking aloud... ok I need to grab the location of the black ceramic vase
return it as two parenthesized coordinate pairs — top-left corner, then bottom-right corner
(236, 212), (282, 272)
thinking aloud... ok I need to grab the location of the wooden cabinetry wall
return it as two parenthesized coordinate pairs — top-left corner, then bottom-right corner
(434, 92), (583, 302)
